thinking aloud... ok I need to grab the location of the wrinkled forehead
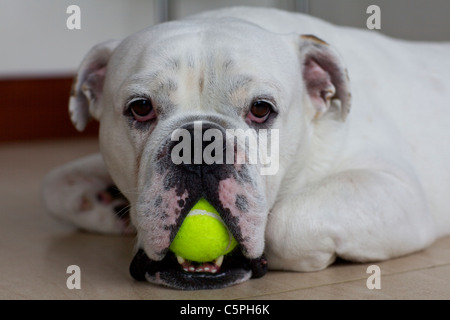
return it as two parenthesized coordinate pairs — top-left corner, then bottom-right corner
(107, 18), (297, 88)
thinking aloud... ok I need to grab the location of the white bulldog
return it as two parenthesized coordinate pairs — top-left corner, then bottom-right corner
(42, 7), (450, 290)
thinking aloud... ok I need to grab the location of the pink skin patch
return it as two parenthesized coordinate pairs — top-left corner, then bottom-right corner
(303, 58), (335, 114)
(218, 177), (266, 258)
(165, 188), (189, 222)
(136, 171), (190, 260)
(97, 190), (114, 204)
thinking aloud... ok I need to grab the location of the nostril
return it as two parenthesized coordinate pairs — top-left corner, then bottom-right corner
(169, 120), (228, 168)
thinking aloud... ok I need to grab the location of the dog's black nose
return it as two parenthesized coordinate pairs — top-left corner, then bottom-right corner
(169, 121), (227, 177)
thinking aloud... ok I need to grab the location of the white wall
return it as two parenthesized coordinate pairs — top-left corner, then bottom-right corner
(0, 0), (299, 77)
(308, 0), (450, 42)
(168, 0), (297, 19)
(1, 0), (449, 78)
(0, 0), (157, 77)
(167, 0), (450, 42)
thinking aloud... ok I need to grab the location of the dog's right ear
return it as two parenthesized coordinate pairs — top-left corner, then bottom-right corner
(69, 40), (120, 132)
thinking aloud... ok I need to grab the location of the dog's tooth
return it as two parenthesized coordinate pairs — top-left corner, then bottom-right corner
(214, 255), (224, 267)
(176, 255), (185, 265)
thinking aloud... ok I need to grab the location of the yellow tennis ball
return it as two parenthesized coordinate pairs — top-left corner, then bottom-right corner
(169, 198), (238, 263)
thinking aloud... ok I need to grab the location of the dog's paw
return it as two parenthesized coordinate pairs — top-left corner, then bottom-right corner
(43, 169), (135, 235)
(67, 184), (135, 235)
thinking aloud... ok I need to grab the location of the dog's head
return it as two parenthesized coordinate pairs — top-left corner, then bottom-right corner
(69, 17), (350, 290)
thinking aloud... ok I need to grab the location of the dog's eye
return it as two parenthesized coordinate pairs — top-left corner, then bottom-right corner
(247, 101), (272, 123)
(129, 99), (155, 122)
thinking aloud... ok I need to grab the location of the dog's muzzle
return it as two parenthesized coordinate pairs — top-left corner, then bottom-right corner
(129, 120), (268, 290)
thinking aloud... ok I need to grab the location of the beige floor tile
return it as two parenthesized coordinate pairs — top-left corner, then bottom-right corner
(1, 139), (449, 300)
(245, 265), (450, 300)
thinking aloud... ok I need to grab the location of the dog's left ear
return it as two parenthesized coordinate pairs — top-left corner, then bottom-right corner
(69, 40), (121, 131)
(299, 35), (351, 121)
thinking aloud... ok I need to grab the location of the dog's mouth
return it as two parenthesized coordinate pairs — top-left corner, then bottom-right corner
(129, 119), (269, 289)
(129, 247), (267, 290)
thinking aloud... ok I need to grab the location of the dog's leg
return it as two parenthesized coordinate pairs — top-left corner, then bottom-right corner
(42, 153), (134, 235)
(264, 168), (437, 271)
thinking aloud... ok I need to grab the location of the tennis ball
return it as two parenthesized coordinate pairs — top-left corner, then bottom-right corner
(169, 198), (238, 263)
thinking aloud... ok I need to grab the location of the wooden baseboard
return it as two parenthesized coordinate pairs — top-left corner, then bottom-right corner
(0, 76), (99, 142)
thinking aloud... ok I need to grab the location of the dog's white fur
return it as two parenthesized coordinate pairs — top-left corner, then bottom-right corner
(210, 8), (450, 271)
(43, 7), (450, 274)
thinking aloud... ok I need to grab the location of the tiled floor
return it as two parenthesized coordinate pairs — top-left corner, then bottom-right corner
(1, 138), (449, 299)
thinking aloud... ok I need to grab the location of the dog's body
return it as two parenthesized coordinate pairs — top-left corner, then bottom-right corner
(42, 7), (450, 290)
